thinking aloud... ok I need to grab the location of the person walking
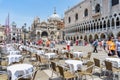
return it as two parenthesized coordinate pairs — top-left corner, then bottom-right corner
(116, 35), (120, 57)
(102, 40), (106, 50)
(107, 37), (116, 56)
(66, 40), (71, 51)
(92, 39), (98, 53)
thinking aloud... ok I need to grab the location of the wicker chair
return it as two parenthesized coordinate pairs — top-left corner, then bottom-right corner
(51, 62), (59, 78)
(81, 52), (91, 62)
(93, 58), (105, 77)
(65, 52), (70, 59)
(104, 61), (120, 80)
(38, 55), (49, 69)
(0, 73), (8, 80)
(70, 54), (74, 59)
(58, 65), (76, 80)
(77, 61), (94, 80)
(0, 60), (8, 70)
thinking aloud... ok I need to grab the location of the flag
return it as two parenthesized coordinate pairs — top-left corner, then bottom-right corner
(4, 13), (10, 35)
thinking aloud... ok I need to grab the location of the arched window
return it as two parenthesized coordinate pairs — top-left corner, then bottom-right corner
(111, 18), (115, 27)
(84, 9), (88, 17)
(116, 17), (120, 26)
(95, 4), (100, 13)
(103, 21), (106, 28)
(75, 13), (78, 21)
(68, 17), (71, 23)
(97, 22), (99, 29)
(89, 24), (90, 30)
(112, 0), (119, 6)
(91, 24), (93, 30)
(107, 20), (110, 27)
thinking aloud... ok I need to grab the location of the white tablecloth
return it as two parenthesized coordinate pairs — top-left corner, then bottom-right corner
(44, 53), (56, 59)
(105, 58), (120, 68)
(73, 52), (84, 57)
(7, 64), (33, 80)
(62, 50), (68, 54)
(9, 51), (21, 55)
(65, 60), (83, 72)
(7, 55), (22, 65)
(37, 50), (45, 55)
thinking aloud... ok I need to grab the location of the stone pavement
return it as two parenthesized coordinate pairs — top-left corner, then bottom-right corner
(28, 44), (116, 80)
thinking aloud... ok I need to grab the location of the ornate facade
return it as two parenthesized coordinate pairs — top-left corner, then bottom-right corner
(64, 0), (120, 42)
(31, 10), (64, 41)
(10, 22), (22, 42)
(0, 25), (5, 41)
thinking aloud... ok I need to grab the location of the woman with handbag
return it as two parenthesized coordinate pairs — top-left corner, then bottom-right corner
(107, 37), (116, 56)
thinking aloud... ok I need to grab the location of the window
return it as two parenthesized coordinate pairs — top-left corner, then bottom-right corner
(107, 20), (110, 27)
(68, 17), (71, 23)
(112, 18), (115, 27)
(95, 4), (100, 13)
(84, 9), (88, 17)
(112, 0), (119, 6)
(13, 33), (15, 35)
(75, 13), (78, 21)
(116, 17), (120, 26)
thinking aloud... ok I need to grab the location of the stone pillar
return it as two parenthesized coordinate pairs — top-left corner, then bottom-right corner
(115, 18), (117, 29)
(89, 24), (91, 32)
(102, 21), (104, 31)
(99, 22), (100, 31)
(110, 19), (112, 29)
(106, 20), (107, 30)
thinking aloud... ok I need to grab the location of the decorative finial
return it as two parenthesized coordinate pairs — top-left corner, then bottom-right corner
(54, 7), (56, 14)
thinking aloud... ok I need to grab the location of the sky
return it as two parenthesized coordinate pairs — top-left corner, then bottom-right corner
(0, 0), (82, 28)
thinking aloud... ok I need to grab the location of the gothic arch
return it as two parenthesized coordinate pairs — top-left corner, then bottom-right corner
(80, 36), (83, 39)
(111, 18), (115, 27)
(116, 17), (120, 26)
(94, 34), (99, 40)
(103, 21), (106, 29)
(117, 32), (120, 37)
(84, 8), (88, 17)
(100, 33), (106, 39)
(89, 35), (93, 42)
(41, 31), (48, 37)
(95, 4), (100, 13)
(107, 19), (110, 27)
(84, 35), (87, 41)
(75, 13), (78, 21)
(77, 36), (79, 40)
(100, 21), (102, 29)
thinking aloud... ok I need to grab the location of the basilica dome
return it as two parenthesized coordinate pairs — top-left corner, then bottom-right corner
(49, 8), (61, 21)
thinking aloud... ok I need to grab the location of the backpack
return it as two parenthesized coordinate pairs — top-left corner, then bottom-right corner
(93, 41), (98, 47)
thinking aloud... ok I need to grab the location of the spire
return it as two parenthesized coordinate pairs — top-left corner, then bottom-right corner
(54, 7), (56, 14)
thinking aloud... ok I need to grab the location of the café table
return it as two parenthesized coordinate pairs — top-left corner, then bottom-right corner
(65, 60), (83, 72)
(7, 64), (33, 80)
(9, 50), (21, 55)
(73, 51), (84, 58)
(105, 58), (120, 68)
(44, 53), (56, 59)
(7, 55), (22, 65)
